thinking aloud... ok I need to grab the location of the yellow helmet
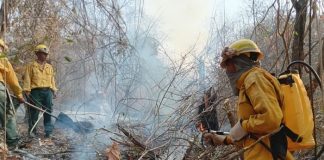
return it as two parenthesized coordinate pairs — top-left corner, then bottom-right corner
(0, 39), (8, 51)
(220, 39), (264, 68)
(35, 44), (49, 54)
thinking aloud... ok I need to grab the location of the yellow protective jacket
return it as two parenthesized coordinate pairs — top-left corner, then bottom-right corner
(226, 67), (294, 160)
(23, 61), (57, 92)
(0, 56), (23, 99)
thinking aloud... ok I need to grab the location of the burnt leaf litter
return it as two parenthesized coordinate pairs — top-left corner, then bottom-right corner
(0, 112), (105, 160)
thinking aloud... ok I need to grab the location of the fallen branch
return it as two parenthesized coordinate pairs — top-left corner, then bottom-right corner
(14, 149), (40, 160)
(99, 128), (124, 137)
(117, 124), (159, 159)
(35, 150), (96, 156)
(182, 142), (193, 160)
(110, 137), (133, 147)
(197, 147), (215, 159)
(223, 98), (236, 127)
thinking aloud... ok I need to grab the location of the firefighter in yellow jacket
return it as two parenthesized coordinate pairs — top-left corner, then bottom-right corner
(23, 44), (57, 138)
(0, 39), (25, 150)
(204, 39), (294, 159)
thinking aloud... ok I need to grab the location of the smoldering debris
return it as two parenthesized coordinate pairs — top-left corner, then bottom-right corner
(73, 121), (94, 133)
(54, 112), (76, 129)
(54, 112), (94, 134)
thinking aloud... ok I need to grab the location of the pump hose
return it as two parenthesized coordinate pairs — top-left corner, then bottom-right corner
(311, 145), (324, 160)
(287, 61), (322, 89)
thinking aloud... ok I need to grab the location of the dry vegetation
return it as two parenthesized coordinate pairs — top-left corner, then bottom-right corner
(0, 0), (322, 159)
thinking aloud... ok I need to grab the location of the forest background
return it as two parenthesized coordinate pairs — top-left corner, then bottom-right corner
(0, 0), (323, 159)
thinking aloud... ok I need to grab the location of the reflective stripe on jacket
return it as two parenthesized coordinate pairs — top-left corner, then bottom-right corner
(23, 61), (57, 92)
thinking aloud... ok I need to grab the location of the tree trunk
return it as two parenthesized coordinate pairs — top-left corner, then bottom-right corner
(0, 0), (6, 38)
(309, 37), (324, 96)
(291, 0), (308, 75)
(0, 0), (16, 38)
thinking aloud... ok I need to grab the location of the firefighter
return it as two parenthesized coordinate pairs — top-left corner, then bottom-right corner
(23, 44), (57, 138)
(0, 39), (25, 150)
(203, 39), (294, 159)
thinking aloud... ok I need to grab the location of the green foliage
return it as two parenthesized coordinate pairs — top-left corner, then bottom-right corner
(64, 56), (72, 62)
(13, 55), (20, 63)
(0, 53), (6, 58)
(44, 35), (50, 42)
(65, 38), (74, 44)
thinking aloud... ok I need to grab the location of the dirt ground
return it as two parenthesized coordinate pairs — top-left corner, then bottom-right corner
(0, 108), (110, 160)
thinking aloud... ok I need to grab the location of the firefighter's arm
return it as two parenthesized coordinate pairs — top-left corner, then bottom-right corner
(203, 133), (232, 145)
(241, 75), (283, 134)
(4, 59), (23, 99)
(47, 65), (58, 99)
(22, 64), (31, 93)
(50, 66), (58, 92)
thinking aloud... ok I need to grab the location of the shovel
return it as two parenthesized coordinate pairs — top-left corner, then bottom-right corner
(10, 94), (77, 130)
(24, 101), (94, 133)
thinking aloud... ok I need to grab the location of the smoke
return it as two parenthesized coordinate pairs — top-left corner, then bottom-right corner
(52, 0), (211, 159)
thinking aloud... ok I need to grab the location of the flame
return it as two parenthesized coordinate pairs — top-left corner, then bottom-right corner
(197, 122), (205, 132)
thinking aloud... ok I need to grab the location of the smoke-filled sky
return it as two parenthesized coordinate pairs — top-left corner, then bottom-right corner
(145, 0), (245, 56)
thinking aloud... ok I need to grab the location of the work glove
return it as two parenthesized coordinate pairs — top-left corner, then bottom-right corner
(229, 120), (248, 141)
(203, 133), (226, 146)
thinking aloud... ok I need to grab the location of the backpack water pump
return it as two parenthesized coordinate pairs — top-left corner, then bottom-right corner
(278, 61), (322, 151)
